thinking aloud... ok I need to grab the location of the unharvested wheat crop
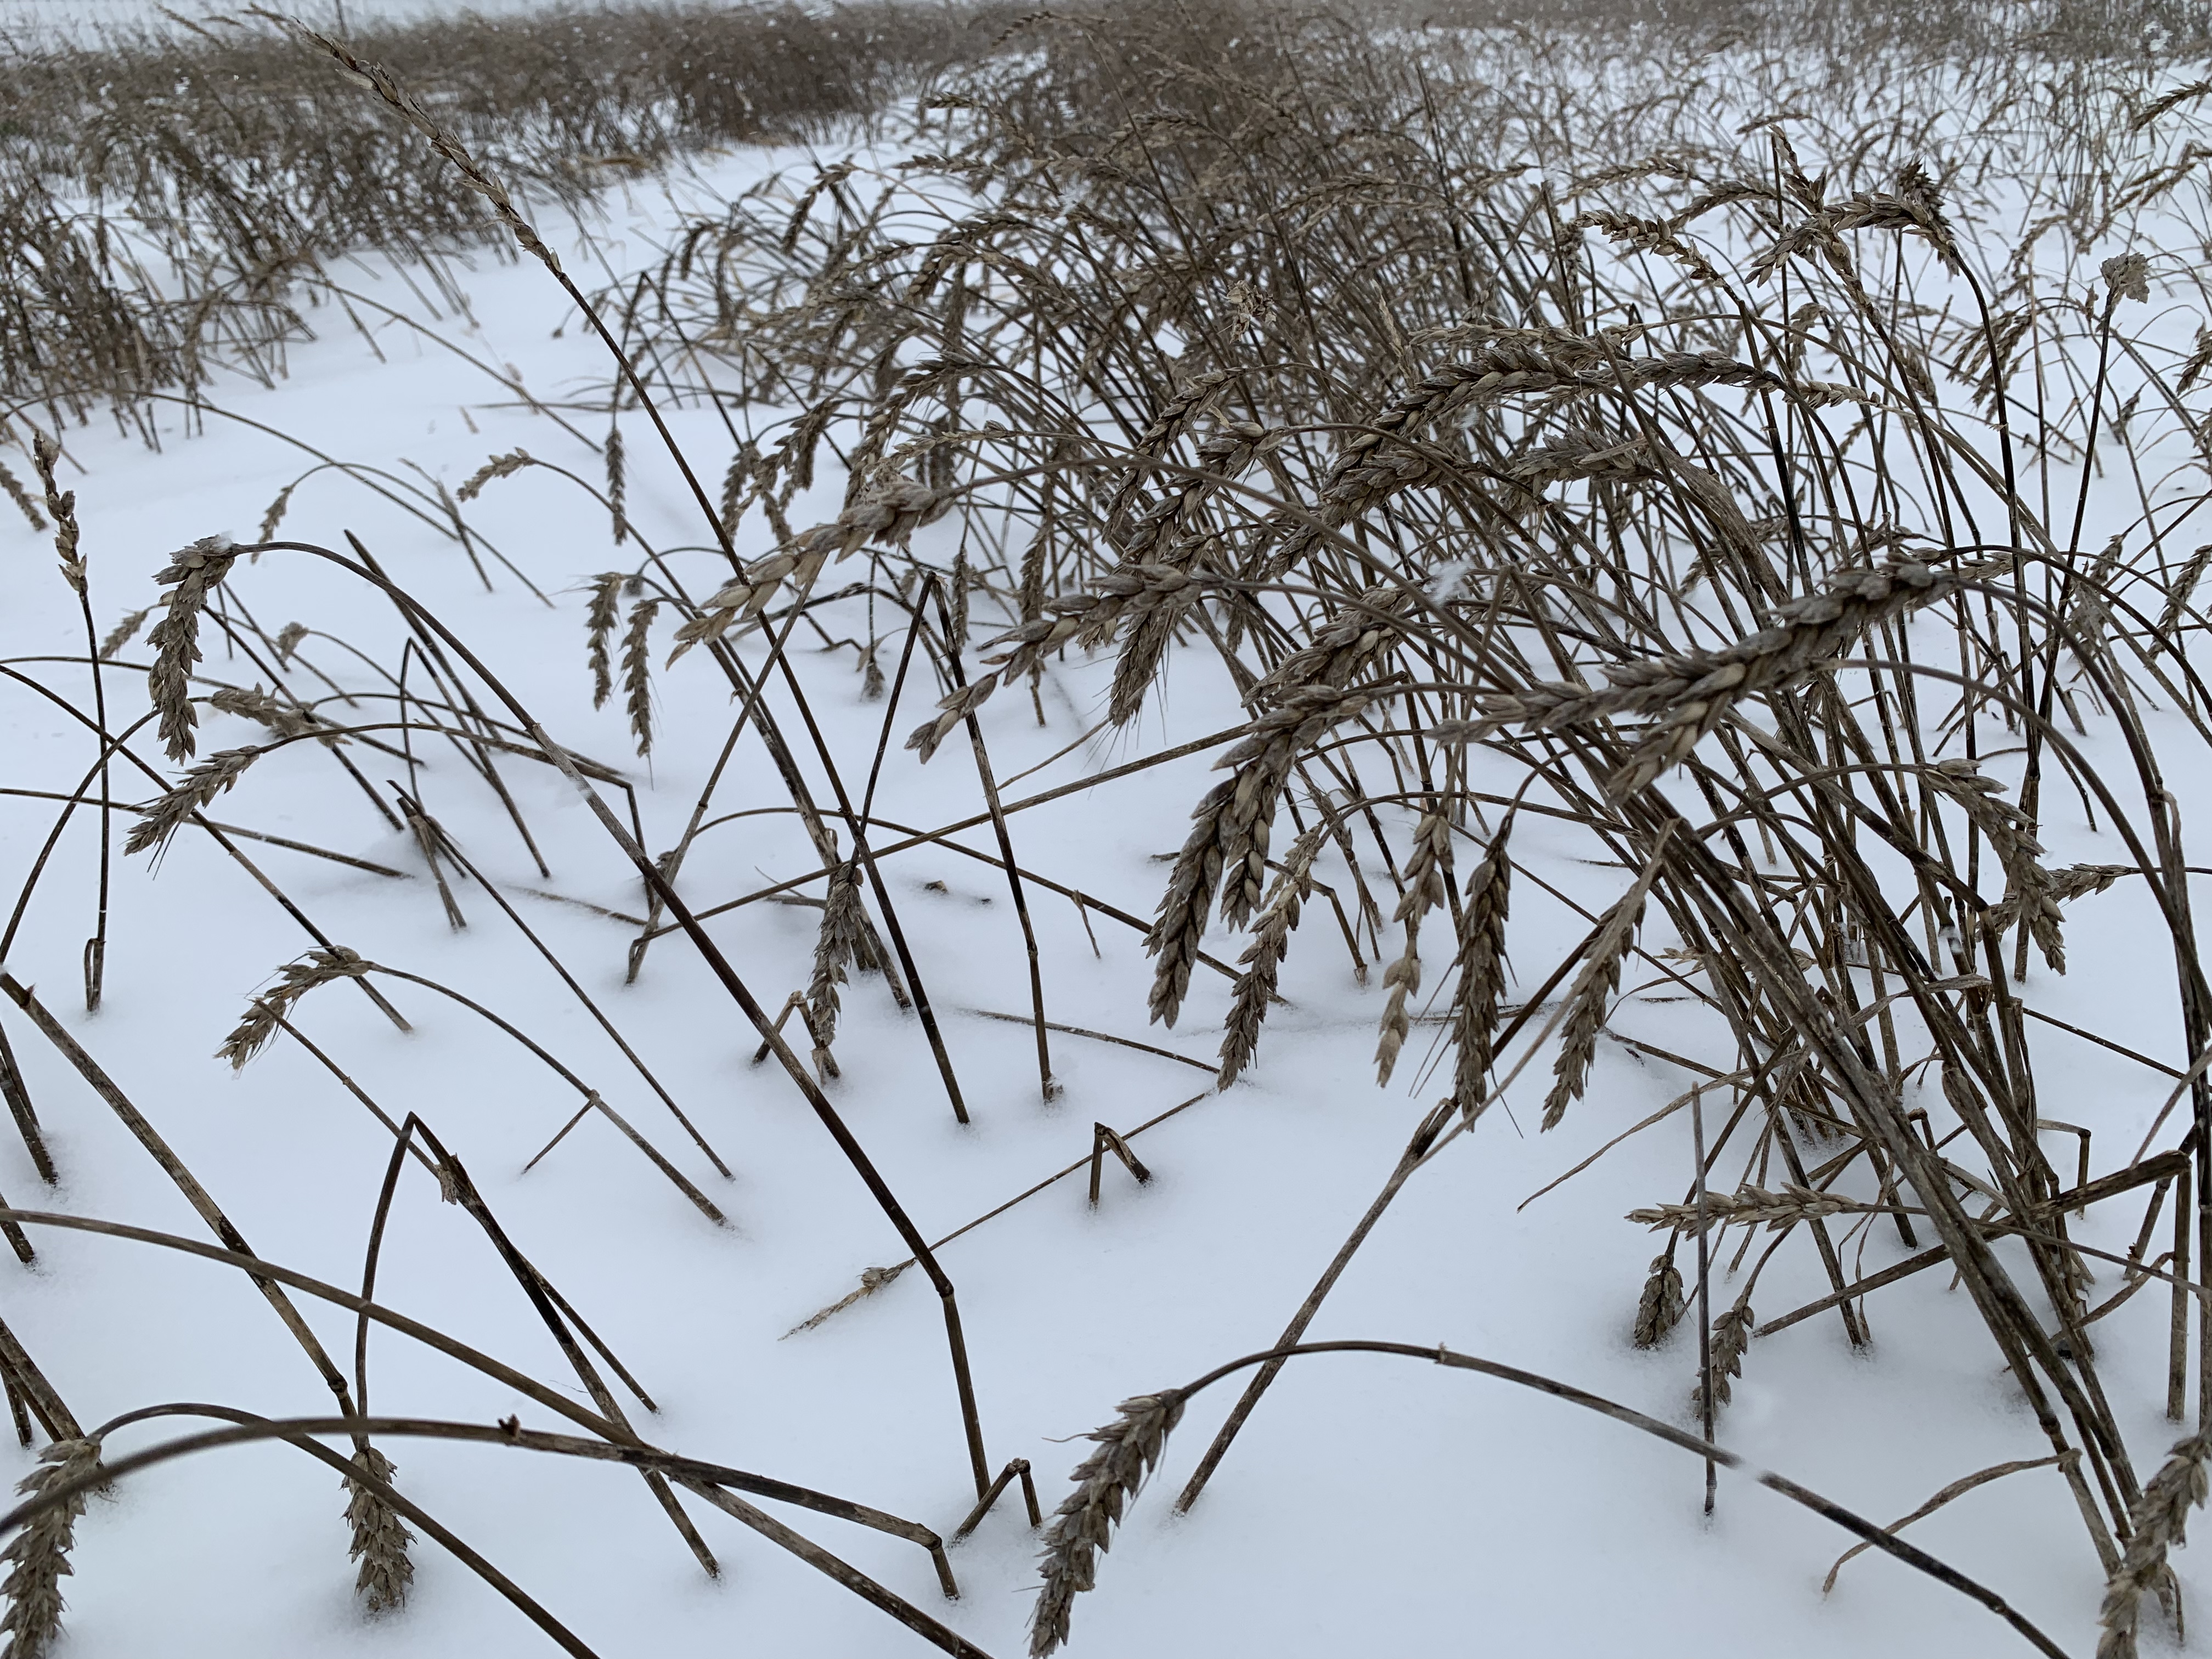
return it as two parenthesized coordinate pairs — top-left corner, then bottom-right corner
(3, 2), (2212, 1655)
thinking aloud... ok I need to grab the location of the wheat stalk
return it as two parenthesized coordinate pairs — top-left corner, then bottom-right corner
(1932, 760), (2067, 971)
(97, 608), (150, 663)
(782, 1261), (911, 1339)
(291, 25), (566, 274)
(806, 858), (866, 1076)
(1541, 848), (1666, 1131)
(208, 685), (340, 745)
(605, 424), (629, 545)
(0, 460), (41, 533)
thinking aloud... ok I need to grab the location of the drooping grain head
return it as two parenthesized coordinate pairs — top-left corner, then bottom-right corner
(1031, 1391), (1187, 1658)
(0, 1437), (101, 1659)
(145, 535), (239, 763)
(342, 1444), (415, 1615)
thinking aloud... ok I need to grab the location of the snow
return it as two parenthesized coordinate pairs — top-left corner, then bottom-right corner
(2, 89), (2208, 1659)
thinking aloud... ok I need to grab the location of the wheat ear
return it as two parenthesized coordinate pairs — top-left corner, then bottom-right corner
(219, 949), (370, 1069)
(1449, 557), (1991, 797)
(123, 746), (262, 857)
(0, 459), (41, 532)
(1217, 823), (1328, 1088)
(1695, 1299), (1755, 1415)
(0, 1438), (100, 1659)
(342, 1444), (415, 1614)
(807, 859), (866, 1076)
(27, 436), (82, 596)
(622, 596), (661, 757)
(1451, 812), (1515, 1120)
(1542, 843), (1668, 1130)
(2097, 1424), (2212, 1658)
(1030, 1391), (1187, 1658)
(1376, 809), (1452, 1087)
(585, 573), (624, 709)
(1147, 686), (1374, 1029)
(145, 535), (238, 763)
(1633, 1249), (1687, 1348)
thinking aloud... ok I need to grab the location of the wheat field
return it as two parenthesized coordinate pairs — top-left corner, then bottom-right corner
(3, 2), (2212, 1655)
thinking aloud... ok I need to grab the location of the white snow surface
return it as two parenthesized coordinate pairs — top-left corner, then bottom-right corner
(1, 138), (2206, 1659)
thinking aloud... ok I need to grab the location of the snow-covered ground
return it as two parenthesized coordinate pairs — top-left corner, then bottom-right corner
(4, 81), (2211, 1659)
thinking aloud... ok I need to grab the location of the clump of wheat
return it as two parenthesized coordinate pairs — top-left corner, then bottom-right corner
(218, 949), (370, 1068)
(1454, 557), (1989, 797)
(1031, 1390), (1187, 1658)
(342, 1444), (415, 1615)
(1931, 760), (2066, 970)
(0, 1438), (100, 1659)
(1147, 686), (1374, 1028)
